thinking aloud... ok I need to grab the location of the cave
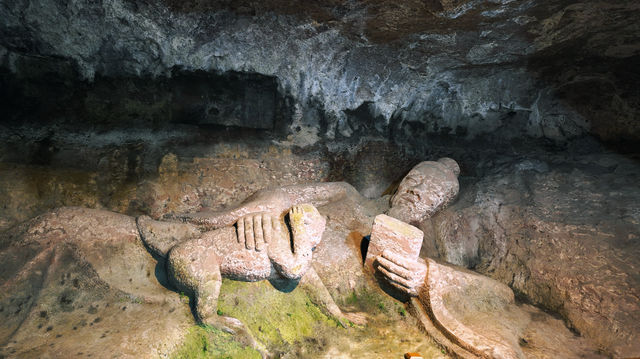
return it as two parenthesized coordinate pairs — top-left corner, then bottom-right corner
(0, 0), (638, 358)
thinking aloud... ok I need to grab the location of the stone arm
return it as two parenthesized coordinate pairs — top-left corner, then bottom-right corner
(276, 182), (362, 208)
(376, 250), (428, 297)
(166, 182), (359, 233)
(167, 202), (277, 232)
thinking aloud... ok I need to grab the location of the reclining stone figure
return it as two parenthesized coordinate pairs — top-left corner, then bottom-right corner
(138, 157), (460, 328)
(374, 158), (602, 358)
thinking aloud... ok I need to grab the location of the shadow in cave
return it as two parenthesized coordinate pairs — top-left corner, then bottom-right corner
(524, 22), (640, 156)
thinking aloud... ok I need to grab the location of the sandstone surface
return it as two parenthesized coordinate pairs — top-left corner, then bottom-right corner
(366, 214), (423, 273)
(0, 207), (192, 358)
(425, 152), (640, 357)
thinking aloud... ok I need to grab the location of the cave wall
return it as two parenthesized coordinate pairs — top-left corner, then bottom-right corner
(1, 0), (639, 146)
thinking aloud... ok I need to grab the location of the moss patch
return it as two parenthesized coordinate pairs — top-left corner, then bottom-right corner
(171, 325), (261, 359)
(341, 287), (395, 315)
(216, 279), (342, 353)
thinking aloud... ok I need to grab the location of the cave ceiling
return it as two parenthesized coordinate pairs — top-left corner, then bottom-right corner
(0, 0), (639, 145)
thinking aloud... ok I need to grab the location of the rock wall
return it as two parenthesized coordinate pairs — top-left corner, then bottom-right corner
(1, 0), (639, 144)
(424, 151), (640, 356)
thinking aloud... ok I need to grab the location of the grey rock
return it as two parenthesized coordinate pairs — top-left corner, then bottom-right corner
(1, 0), (638, 143)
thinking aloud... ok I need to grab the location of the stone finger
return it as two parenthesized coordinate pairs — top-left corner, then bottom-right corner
(254, 215), (264, 252)
(273, 216), (283, 235)
(382, 249), (412, 270)
(390, 279), (418, 297)
(237, 217), (245, 245)
(262, 214), (272, 244)
(378, 266), (415, 290)
(377, 256), (412, 280)
(245, 216), (255, 250)
(378, 267), (415, 295)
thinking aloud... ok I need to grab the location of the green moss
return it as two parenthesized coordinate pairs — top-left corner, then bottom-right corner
(216, 279), (342, 352)
(397, 304), (407, 317)
(171, 325), (261, 359)
(340, 288), (391, 315)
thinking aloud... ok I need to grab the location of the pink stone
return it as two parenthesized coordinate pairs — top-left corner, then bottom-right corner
(365, 214), (423, 273)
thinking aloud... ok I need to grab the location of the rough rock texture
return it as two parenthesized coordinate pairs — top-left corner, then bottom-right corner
(1, 0), (639, 144)
(0, 133), (421, 232)
(0, 207), (192, 358)
(426, 151), (640, 357)
(0, 146), (334, 231)
(0, 190), (440, 358)
(416, 259), (603, 359)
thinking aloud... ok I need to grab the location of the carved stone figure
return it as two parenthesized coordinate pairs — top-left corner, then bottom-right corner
(137, 204), (326, 332)
(364, 214), (423, 275)
(140, 180), (377, 333)
(387, 157), (460, 225)
(375, 250), (603, 358)
(375, 158), (603, 358)
(142, 159), (460, 327)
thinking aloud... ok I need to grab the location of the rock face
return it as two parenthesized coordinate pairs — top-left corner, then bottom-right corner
(0, 207), (192, 358)
(1, 0), (639, 144)
(0, 1), (638, 355)
(426, 151), (640, 357)
(415, 259), (603, 359)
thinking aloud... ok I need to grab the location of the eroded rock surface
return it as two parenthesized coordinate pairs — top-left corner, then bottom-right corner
(1, 0), (639, 144)
(0, 207), (191, 358)
(427, 152), (640, 357)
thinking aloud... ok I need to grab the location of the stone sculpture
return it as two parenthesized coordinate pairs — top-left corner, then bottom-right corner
(0, 156), (608, 358)
(137, 204), (326, 331)
(387, 157), (460, 225)
(364, 214), (424, 276)
(372, 157), (460, 297)
(141, 181), (373, 327)
(160, 157), (459, 236)
(137, 158), (459, 328)
(375, 158), (602, 358)
(376, 250), (603, 358)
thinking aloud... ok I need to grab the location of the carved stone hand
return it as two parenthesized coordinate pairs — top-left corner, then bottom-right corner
(376, 249), (428, 297)
(236, 213), (275, 251)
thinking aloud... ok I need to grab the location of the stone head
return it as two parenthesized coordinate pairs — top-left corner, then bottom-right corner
(388, 158), (460, 224)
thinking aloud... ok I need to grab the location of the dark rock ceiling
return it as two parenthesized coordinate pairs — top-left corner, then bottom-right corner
(0, 0), (639, 145)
